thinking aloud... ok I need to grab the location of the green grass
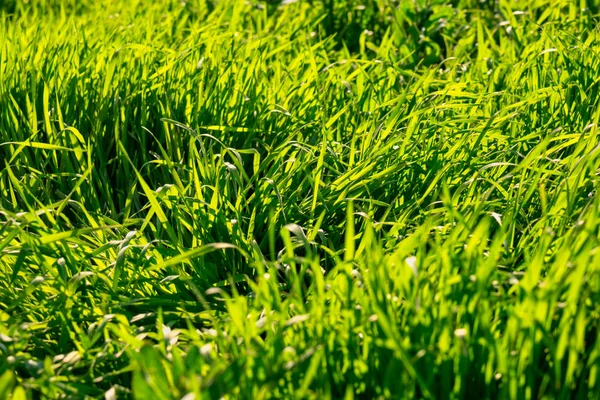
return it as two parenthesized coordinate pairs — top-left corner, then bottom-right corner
(1, 0), (600, 398)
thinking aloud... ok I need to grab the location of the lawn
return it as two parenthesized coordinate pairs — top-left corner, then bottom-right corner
(1, 0), (600, 398)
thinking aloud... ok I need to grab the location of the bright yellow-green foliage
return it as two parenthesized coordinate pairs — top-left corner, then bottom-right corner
(1, 0), (600, 398)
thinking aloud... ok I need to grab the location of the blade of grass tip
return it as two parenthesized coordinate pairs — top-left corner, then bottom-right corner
(307, 210), (326, 243)
(25, 93), (37, 137)
(268, 208), (276, 262)
(55, 163), (93, 219)
(141, 126), (185, 193)
(42, 82), (52, 137)
(150, 243), (242, 271)
(54, 92), (65, 132)
(4, 162), (47, 229)
(311, 136), (327, 221)
(27, 224), (136, 246)
(116, 141), (179, 245)
(0, 225), (21, 255)
(9, 245), (27, 284)
(3, 141), (84, 165)
(112, 230), (137, 291)
(344, 200), (355, 262)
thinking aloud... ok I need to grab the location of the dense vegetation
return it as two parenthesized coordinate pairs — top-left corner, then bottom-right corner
(1, 0), (600, 398)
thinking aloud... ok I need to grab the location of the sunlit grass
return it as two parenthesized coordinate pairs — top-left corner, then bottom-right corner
(1, 0), (600, 398)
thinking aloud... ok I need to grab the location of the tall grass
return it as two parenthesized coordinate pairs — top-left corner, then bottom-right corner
(1, 0), (600, 398)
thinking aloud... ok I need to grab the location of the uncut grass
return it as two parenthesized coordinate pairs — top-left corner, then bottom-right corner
(1, 0), (600, 398)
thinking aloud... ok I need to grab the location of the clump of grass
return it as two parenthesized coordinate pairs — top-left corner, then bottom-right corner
(1, 0), (600, 398)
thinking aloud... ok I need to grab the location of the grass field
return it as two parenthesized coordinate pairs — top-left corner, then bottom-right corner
(1, 0), (600, 398)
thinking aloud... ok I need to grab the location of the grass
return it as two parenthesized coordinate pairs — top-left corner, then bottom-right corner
(1, 0), (600, 398)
